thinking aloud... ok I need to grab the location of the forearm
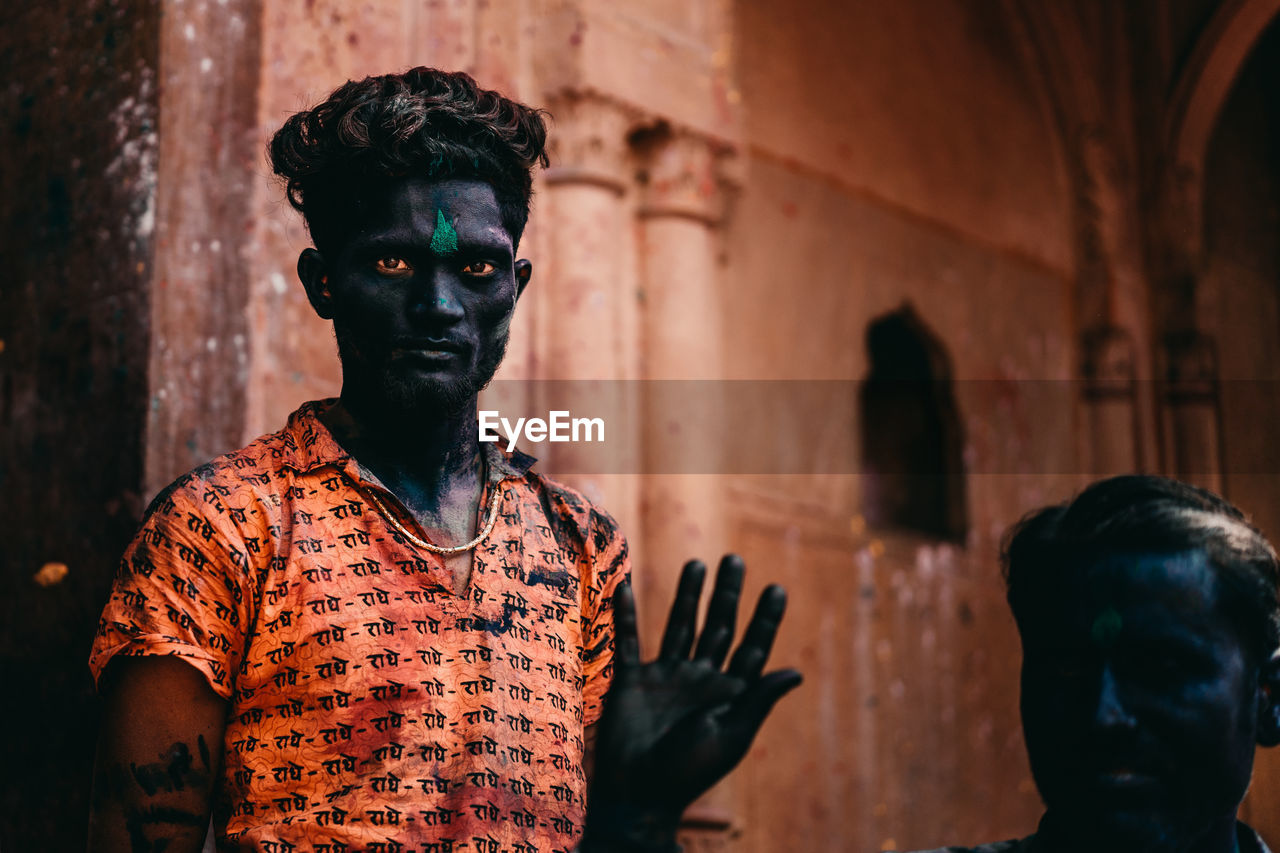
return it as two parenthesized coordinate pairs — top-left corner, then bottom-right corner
(89, 736), (218, 852)
(89, 657), (227, 853)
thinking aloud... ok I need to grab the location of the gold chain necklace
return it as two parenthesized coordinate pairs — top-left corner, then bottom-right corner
(363, 481), (503, 555)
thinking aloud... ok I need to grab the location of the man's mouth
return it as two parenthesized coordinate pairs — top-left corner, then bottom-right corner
(1093, 767), (1154, 787)
(1080, 757), (1166, 797)
(392, 339), (466, 359)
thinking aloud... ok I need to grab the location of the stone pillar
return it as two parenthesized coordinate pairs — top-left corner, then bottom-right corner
(1146, 160), (1223, 493)
(537, 92), (643, 548)
(634, 125), (737, 846)
(635, 126), (733, 598)
(1159, 331), (1223, 493)
(1066, 127), (1154, 480)
(1079, 326), (1140, 475)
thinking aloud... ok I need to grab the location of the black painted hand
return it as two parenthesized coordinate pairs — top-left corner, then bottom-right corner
(583, 555), (802, 851)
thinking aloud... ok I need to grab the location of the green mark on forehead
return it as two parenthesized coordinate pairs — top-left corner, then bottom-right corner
(1091, 608), (1123, 647)
(430, 209), (458, 256)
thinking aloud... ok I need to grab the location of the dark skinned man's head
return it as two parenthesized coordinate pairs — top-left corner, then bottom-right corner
(268, 68), (549, 415)
(1002, 475), (1280, 852)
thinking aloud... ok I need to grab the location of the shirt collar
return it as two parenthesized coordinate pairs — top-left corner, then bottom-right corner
(279, 399), (536, 481)
(485, 439), (537, 481)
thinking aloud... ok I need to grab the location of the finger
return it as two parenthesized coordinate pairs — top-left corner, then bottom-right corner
(659, 560), (706, 661)
(611, 582), (641, 668)
(722, 668), (803, 739)
(727, 584), (787, 679)
(693, 554), (745, 668)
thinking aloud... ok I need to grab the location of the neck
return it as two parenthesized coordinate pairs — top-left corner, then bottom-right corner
(326, 387), (482, 500)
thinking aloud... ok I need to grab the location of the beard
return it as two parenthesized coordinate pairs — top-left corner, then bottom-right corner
(334, 324), (509, 419)
(1038, 787), (1222, 853)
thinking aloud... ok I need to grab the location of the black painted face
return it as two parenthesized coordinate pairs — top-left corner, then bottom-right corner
(1017, 549), (1263, 850)
(302, 176), (529, 416)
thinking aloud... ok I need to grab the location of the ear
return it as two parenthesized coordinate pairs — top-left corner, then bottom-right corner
(1257, 651), (1280, 747)
(298, 248), (334, 319)
(514, 259), (533, 302)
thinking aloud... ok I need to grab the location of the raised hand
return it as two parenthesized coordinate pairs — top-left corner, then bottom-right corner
(582, 555), (803, 852)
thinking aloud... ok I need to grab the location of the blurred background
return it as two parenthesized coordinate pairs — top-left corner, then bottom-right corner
(4, 0), (1280, 849)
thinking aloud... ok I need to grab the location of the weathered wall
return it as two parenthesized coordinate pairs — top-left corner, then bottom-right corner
(144, 0), (262, 496)
(736, 0), (1073, 276)
(719, 168), (1078, 850)
(724, 3), (1080, 847)
(0, 2), (159, 848)
(734, 527), (1034, 852)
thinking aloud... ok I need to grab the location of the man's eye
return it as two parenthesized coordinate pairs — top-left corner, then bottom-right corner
(374, 257), (412, 275)
(460, 261), (497, 277)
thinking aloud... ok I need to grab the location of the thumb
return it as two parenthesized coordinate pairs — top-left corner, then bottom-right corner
(723, 669), (803, 739)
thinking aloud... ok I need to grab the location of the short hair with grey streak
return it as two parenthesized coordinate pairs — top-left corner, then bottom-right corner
(1002, 475), (1280, 660)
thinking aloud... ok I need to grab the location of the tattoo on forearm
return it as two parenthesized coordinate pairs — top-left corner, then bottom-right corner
(97, 735), (216, 852)
(125, 805), (206, 853)
(130, 735), (212, 795)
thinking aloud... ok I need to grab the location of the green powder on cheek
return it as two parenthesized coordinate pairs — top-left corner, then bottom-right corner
(430, 209), (458, 256)
(1090, 608), (1123, 647)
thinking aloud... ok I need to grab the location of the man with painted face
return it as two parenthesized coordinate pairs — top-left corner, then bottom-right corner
(86, 68), (801, 852)
(903, 474), (1280, 853)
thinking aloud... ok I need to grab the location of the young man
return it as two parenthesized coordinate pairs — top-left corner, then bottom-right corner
(949, 475), (1280, 853)
(87, 67), (721, 853)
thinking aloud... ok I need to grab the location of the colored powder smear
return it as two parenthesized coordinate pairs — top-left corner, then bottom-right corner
(430, 209), (458, 256)
(1090, 608), (1123, 646)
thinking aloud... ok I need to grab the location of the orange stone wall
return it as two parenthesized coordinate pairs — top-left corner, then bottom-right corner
(7, 1), (1280, 850)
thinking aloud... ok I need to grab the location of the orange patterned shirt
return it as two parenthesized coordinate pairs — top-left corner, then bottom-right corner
(90, 401), (629, 853)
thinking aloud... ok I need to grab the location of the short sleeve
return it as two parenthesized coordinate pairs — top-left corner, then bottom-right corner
(89, 471), (257, 700)
(579, 507), (631, 726)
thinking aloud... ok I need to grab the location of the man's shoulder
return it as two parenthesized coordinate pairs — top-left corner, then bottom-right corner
(151, 431), (286, 500)
(143, 402), (331, 517)
(515, 468), (624, 549)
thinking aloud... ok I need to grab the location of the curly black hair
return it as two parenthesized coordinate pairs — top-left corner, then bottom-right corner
(269, 67), (549, 252)
(1002, 475), (1280, 660)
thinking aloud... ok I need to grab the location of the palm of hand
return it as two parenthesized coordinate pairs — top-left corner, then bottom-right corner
(595, 657), (749, 810)
(588, 556), (802, 827)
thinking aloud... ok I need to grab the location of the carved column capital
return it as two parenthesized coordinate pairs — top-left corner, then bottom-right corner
(543, 91), (642, 195)
(1080, 325), (1136, 398)
(1078, 324), (1140, 475)
(1161, 330), (1218, 398)
(632, 123), (738, 226)
(1157, 330), (1222, 491)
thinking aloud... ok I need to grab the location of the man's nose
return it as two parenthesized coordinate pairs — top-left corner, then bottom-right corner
(414, 268), (466, 322)
(1093, 665), (1137, 730)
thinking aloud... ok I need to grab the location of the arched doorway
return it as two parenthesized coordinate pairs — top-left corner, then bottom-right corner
(860, 304), (967, 542)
